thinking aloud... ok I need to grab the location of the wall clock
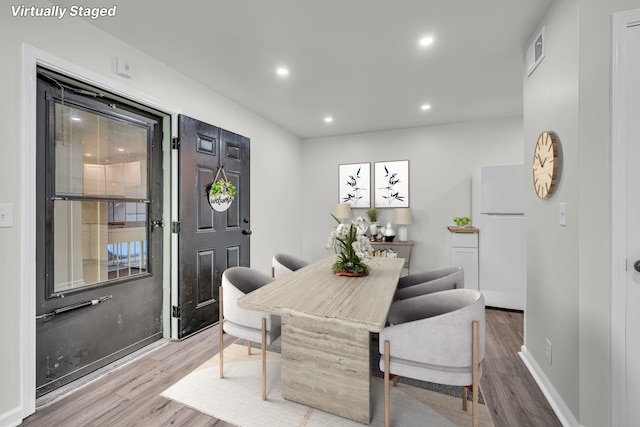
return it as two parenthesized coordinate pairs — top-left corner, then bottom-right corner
(532, 131), (558, 199)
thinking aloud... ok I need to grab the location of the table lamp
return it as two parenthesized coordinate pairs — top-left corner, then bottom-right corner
(333, 203), (352, 222)
(393, 208), (413, 242)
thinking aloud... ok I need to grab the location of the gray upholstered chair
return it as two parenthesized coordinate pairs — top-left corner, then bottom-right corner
(380, 288), (485, 427)
(394, 265), (464, 300)
(271, 253), (309, 278)
(219, 266), (281, 400)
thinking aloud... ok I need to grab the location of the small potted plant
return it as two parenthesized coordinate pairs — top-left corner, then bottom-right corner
(453, 216), (472, 227)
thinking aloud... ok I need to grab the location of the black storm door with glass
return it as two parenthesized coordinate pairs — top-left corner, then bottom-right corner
(35, 71), (164, 396)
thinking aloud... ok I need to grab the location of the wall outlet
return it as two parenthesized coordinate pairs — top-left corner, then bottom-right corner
(545, 338), (553, 365)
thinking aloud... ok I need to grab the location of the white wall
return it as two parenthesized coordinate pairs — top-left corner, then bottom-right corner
(523, 1), (640, 426)
(0, 9), (302, 425)
(301, 117), (524, 272)
(523, 0), (581, 419)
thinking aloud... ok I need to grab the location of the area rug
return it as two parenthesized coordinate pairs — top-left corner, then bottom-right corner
(161, 343), (494, 427)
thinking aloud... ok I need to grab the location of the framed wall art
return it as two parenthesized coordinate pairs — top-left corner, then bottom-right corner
(374, 160), (409, 208)
(338, 162), (371, 208)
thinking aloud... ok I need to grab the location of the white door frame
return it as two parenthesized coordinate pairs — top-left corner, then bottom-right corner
(611, 8), (640, 427)
(20, 44), (180, 419)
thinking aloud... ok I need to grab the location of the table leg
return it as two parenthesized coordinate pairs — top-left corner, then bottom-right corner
(280, 313), (372, 424)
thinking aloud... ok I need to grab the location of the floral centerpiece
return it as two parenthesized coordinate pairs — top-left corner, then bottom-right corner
(325, 214), (374, 276)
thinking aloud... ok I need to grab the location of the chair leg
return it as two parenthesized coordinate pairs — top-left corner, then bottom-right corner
(390, 374), (399, 387)
(219, 286), (224, 379)
(462, 385), (469, 411)
(248, 340), (252, 355)
(384, 340), (390, 427)
(472, 320), (479, 427)
(262, 317), (267, 401)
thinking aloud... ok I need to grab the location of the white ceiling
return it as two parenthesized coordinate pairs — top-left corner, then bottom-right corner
(60, 0), (552, 139)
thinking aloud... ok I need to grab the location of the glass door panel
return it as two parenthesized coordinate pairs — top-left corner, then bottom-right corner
(53, 200), (148, 294)
(54, 103), (148, 198)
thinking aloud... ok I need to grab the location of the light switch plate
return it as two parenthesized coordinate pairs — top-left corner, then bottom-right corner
(0, 203), (14, 227)
(559, 202), (567, 227)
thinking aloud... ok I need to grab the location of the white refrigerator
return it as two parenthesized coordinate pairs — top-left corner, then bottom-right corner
(471, 165), (525, 310)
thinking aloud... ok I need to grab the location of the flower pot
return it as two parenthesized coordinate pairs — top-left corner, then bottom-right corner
(334, 270), (369, 277)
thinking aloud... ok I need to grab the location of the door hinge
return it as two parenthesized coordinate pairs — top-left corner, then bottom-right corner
(172, 305), (181, 318)
(172, 137), (180, 150)
(171, 221), (181, 233)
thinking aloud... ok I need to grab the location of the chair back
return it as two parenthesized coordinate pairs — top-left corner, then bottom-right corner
(222, 267), (277, 330)
(395, 266), (464, 300)
(272, 253), (309, 278)
(385, 289), (485, 370)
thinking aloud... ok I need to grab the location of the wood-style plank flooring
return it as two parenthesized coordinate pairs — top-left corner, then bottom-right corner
(22, 309), (561, 427)
(480, 309), (562, 427)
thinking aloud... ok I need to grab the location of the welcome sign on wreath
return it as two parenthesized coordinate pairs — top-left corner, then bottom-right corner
(206, 166), (237, 212)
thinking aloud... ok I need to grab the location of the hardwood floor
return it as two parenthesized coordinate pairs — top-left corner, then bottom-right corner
(480, 309), (562, 427)
(22, 309), (561, 427)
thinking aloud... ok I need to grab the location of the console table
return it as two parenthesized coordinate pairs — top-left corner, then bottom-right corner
(237, 256), (405, 424)
(370, 240), (414, 274)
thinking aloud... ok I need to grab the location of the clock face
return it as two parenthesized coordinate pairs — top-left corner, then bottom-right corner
(532, 131), (558, 199)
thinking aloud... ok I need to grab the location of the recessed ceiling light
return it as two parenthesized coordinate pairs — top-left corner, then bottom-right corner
(117, 148), (125, 152)
(419, 36), (434, 47)
(276, 67), (289, 76)
(71, 116), (82, 122)
(421, 104), (431, 111)
(324, 116), (333, 123)
(85, 153), (92, 157)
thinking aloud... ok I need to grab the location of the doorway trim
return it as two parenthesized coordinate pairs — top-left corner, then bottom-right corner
(20, 44), (180, 419)
(611, 8), (640, 427)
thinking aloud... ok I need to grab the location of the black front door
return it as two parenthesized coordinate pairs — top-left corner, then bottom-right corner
(176, 115), (250, 338)
(35, 71), (165, 396)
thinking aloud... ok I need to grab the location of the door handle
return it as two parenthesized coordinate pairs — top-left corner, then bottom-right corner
(634, 260), (640, 273)
(242, 229), (252, 235)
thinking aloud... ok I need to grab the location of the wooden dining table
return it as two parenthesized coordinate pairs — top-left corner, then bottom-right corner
(237, 255), (405, 424)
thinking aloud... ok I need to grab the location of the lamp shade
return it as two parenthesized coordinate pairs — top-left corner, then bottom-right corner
(393, 208), (413, 225)
(333, 203), (352, 219)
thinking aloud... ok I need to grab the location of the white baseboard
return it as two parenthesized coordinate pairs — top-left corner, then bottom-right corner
(519, 345), (582, 427)
(0, 405), (23, 427)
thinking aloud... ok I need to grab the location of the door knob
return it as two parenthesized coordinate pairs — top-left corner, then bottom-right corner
(634, 260), (640, 273)
(242, 229), (252, 235)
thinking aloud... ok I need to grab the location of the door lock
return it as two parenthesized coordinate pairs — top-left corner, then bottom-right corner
(151, 219), (165, 228)
(242, 229), (252, 235)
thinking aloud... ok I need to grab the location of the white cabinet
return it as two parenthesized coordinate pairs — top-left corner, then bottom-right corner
(448, 227), (479, 291)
